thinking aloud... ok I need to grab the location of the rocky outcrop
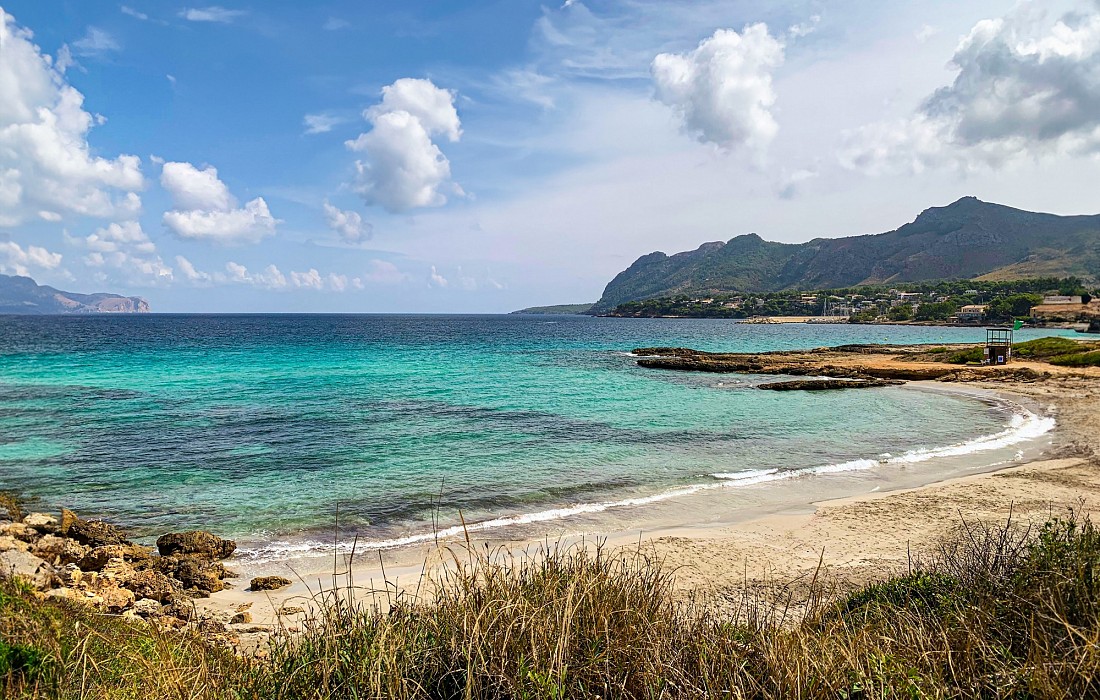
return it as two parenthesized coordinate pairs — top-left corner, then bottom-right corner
(0, 549), (56, 590)
(250, 575), (292, 591)
(157, 531), (236, 559)
(0, 511), (238, 609)
(0, 508), (272, 655)
(68, 518), (130, 547)
(758, 379), (903, 391)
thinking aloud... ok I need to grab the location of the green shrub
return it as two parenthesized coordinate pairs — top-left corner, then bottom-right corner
(1049, 350), (1100, 367)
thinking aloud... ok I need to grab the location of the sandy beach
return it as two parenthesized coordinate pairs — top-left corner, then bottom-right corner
(203, 364), (1100, 633)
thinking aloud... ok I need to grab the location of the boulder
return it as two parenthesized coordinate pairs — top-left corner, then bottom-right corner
(122, 569), (180, 603)
(156, 531), (236, 560)
(130, 598), (164, 617)
(58, 563), (83, 587)
(1, 522), (41, 544)
(230, 611), (253, 624)
(146, 556), (231, 596)
(163, 601), (195, 621)
(60, 509), (78, 535)
(23, 512), (59, 530)
(0, 550), (56, 591)
(31, 534), (89, 566)
(78, 544), (152, 572)
(0, 535), (30, 554)
(68, 519), (129, 547)
(249, 575), (292, 592)
(97, 584), (135, 612)
(277, 605), (305, 616)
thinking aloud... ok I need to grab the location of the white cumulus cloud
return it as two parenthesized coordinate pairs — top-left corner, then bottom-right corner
(0, 240), (63, 276)
(322, 200), (371, 243)
(0, 9), (144, 227)
(346, 78), (462, 213)
(160, 161), (278, 244)
(67, 220), (173, 283)
(652, 24), (785, 152)
(366, 78), (462, 142)
(842, 2), (1100, 173)
(160, 161), (233, 210)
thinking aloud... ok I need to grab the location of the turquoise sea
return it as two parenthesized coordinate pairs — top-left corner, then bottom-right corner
(0, 315), (1067, 561)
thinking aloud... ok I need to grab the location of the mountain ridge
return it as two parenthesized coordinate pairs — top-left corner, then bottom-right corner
(0, 274), (151, 314)
(590, 197), (1100, 313)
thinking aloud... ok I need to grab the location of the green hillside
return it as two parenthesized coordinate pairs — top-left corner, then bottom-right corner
(590, 198), (1100, 313)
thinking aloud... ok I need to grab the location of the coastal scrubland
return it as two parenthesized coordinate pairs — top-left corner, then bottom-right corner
(3, 508), (1100, 699)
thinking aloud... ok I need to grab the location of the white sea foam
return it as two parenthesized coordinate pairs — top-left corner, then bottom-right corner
(236, 405), (1055, 564)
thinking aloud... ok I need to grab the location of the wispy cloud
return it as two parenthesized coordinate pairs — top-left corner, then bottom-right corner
(323, 16), (350, 31)
(179, 6), (246, 23)
(303, 113), (346, 135)
(120, 6), (149, 21)
(73, 27), (121, 56)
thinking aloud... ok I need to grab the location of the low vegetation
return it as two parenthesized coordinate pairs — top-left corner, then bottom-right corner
(3, 512), (1100, 698)
(944, 337), (1100, 366)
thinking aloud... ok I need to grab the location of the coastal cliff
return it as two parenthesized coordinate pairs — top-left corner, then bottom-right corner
(0, 273), (150, 314)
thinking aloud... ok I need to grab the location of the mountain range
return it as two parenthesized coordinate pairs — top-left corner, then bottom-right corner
(590, 197), (1100, 313)
(0, 274), (150, 314)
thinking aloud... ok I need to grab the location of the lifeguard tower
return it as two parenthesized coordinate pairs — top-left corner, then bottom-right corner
(984, 327), (1013, 365)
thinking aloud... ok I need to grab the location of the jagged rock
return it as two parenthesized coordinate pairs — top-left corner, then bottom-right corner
(0, 550), (56, 590)
(68, 519), (129, 547)
(230, 611), (253, 624)
(156, 531), (236, 560)
(78, 544), (152, 572)
(163, 601), (196, 621)
(58, 563), (83, 587)
(146, 556), (231, 596)
(2, 522), (41, 544)
(277, 605), (305, 616)
(60, 509), (78, 535)
(0, 535), (31, 553)
(101, 556), (137, 581)
(23, 512), (59, 530)
(31, 534), (89, 566)
(122, 569), (180, 603)
(44, 587), (74, 602)
(98, 584), (135, 612)
(250, 575), (292, 591)
(130, 598), (163, 617)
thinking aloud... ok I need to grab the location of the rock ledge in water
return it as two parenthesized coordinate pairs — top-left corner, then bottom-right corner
(757, 378), (903, 391)
(157, 531), (236, 559)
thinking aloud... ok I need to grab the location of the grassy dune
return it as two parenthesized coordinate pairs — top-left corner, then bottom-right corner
(3, 513), (1099, 699)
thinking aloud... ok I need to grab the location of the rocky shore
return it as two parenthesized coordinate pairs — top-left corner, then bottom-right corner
(0, 507), (288, 652)
(631, 344), (1065, 384)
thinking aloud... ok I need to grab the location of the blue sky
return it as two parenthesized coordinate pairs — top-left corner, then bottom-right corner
(1, 0), (1099, 312)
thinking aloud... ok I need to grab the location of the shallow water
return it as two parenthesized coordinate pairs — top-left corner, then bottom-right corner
(0, 314), (1069, 557)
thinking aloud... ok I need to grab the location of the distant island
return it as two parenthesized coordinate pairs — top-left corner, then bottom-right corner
(0, 273), (150, 314)
(511, 303), (595, 315)
(588, 197), (1100, 314)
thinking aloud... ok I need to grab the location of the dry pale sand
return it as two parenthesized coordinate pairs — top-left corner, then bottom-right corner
(204, 374), (1100, 631)
(649, 376), (1100, 593)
